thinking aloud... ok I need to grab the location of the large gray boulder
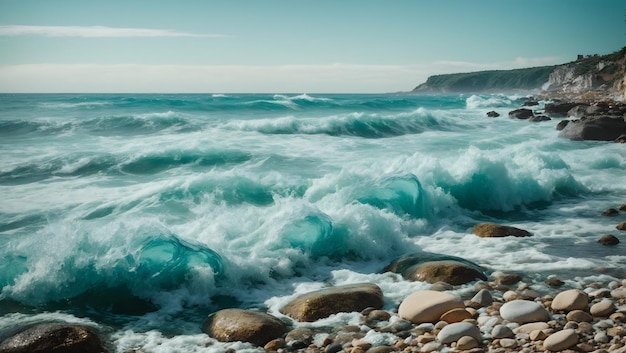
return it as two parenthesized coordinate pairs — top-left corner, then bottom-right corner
(559, 115), (626, 141)
(202, 308), (286, 346)
(280, 283), (383, 322)
(382, 252), (486, 285)
(0, 323), (103, 353)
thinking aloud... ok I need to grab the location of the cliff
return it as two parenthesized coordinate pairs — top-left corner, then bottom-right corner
(413, 47), (626, 100)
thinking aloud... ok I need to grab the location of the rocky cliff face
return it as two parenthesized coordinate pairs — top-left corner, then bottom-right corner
(542, 47), (626, 100)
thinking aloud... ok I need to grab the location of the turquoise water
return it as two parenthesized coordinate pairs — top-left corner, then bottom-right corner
(1, 93), (625, 351)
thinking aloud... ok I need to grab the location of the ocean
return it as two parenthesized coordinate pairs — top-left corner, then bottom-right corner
(1, 93), (625, 352)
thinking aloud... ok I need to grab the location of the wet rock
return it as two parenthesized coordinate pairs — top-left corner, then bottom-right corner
(472, 223), (532, 238)
(0, 323), (103, 353)
(398, 290), (464, 324)
(486, 111), (500, 118)
(551, 289), (589, 312)
(436, 322), (482, 344)
(603, 208), (619, 216)
(545, 102), (580, 117)
(529, 115), (551, 122)
(382, 252), (487, 285)
(522, 100), (539, 107)
(203, 308), (286, 346)
(280, 283), (383, 322)
(617, 134), (626, 143)
(543, 329), (578, 351)
(617, 222), (626, 231)
(556, 120), (570, 131)
(499, 300), (550, 324)
(567, 104), (591, 117)
(495, 273), (522, 285)
(545, 277), (565, 287)
(559, 115), (626, 141)
(598, 234), (619, 245)
(508, 108), (534, 119)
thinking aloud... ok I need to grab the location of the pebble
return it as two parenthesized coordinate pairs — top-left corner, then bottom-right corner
(551, 289), (589, 312)
(398, 290), (464, 324)
(420, 341), (442, 352)
(611, 288), (626, 300)
(499, 300), (550, 324)
(456, 335), (479, 350)
(499, 338), (518, 348)
(470, 288), (493, 307)
(529, 329), (548, 341)
(544, 329), (578, 351)
(594, 332), (610, 344)
(440, 308), (472, 323)
(514, 322), (550, 334)
(589, 300), (615, 317)
(491, 324), (514, 339)
(566, 309), (593, 322)
(436, 322), (482, 344)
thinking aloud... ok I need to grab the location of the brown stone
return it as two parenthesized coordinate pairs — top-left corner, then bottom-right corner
(203, 308), (286, 346)
(566, 310), (593, 322)
(405, 260), (486, 285)
(280, 283), (383, 322)
(0, 323), (103, 353)
(398, 290), (464, 324)
(496, 273), (522, 285)
(440, 308), (472, 323)
(603, 208), (619, 216)
(598, 234), (620, 245)
(551, 289), (589, 312)
(617, 222), (626, 231)
(472, 223), (532, 238)
(546, 278), (565, 287)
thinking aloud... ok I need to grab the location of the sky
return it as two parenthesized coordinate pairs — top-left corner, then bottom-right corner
(0, 0), (624, 93)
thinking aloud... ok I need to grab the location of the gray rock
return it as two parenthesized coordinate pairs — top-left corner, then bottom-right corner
(499, 300), (550, 324)
(436, 322), (482, 344)
(508, 108), (534, 119)
(491, 324), (514, 339)
(470, 289), (493, 307)
(559, 115), (626, 141)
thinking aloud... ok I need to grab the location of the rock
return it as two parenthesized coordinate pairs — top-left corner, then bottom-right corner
(543, 329), (578, 351)
(559, 115), (626, 141)
(598, 234), (619, 245)
(529, 115), (551, 122)
(499, 338), (517, 348)
(491, 324), (514, 339)
(456, 335), (479, 350)
(470, 289), (493, 307)
(522, 100), (539, 107)
(545, 102), (580, 117)
(529, 329), (548, 341)
(616, 134), (626, 143)
(440, 308), (472, 323)
(264, 338), (285, 351)
(603, 208), (619, 216)
(556, 120), (570, 131)
(325, 343), (343, 353)
(590, 300), (615, 317)
(285, 327), (314, 348)
(545, 277), (565, 287)
(420, 341), (442, 352)
(508, 108), (534, 119)
(280, 283), (383, 322)
(367, 309), (391, 322)
(551, 289), (589, 312)
(610, 287), (626, 299)
(382, 252), (487, 285)
(617, 222), (626, 231)
(566, 310), (593, 322)
(499, 300), (550, 324)
(0, 323), (103, 353)
(486, 111), (500, 118)
(203, 308), (286, 346)
(495, 273), (522, 285)
(398, 290), (464, 324)
(513, 322), (550, 334)
(620, 204), (626, 212)
(567, 104), (591, 117)
(436, 322), (482, 344)
(472, 223), (532, 238)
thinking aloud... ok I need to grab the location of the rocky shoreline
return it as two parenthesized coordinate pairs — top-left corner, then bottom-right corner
(0, 94), (625, 353)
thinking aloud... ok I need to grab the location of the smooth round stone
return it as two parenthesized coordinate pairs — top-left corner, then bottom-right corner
(439, 308), (472, 323)
(470, 288), (493, 307)
(590, 300), (615, 317)
(566, 309), (593, 322)
(436, 322), (482, 344)
(551, 289), (589, 312)
(491, 324), (514, 339)
(420, 341), (442, 353)
(499, 338), (517, 348)
(500, 300), (550, 324)
(543, 329), (578, 351)
(610, 288), (626, 300)
(529, 329), (548, 341)
(398, 290), (464, 324)
(513, 322), (550, 334)
(456, 335), (479, 350)
(594, 331), (610, 343)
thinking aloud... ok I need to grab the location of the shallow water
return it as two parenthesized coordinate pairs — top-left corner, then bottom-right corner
(1, 93), (624, 351)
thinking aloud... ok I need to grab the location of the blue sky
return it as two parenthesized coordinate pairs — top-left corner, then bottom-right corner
(0, 0), (624, 93)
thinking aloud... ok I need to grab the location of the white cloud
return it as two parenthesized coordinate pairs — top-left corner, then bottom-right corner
(0, 63), (428, 93)
(0, 25), (228, 38)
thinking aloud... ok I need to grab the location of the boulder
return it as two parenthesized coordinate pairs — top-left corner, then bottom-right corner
(436, 322), (482, 344)
(508, 108), (534, 119)
(551, 289), (588, 312)
(0, 323), (103, 353)
(280, 283), (383, 322)
(398, 290), (464, 324)
(486, 111), (500, 118)
(543, 329), (578, 351)
(598, 234), (619, 245)
(603, 208), (619, 216)
(472, 223), (532, 238)
(616, 134), (626, 143)
(559, 115), (626, 141)
(617, 221), (626, 231)
(522, 100), (539, 107)
(382, 252), (486, 285)
(567, 104), (591, 118)
(545, 102), (580, 117)
(202, 308), (286, 346)
(528, 115), (551, 122)
(499, 300), (550, 324)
